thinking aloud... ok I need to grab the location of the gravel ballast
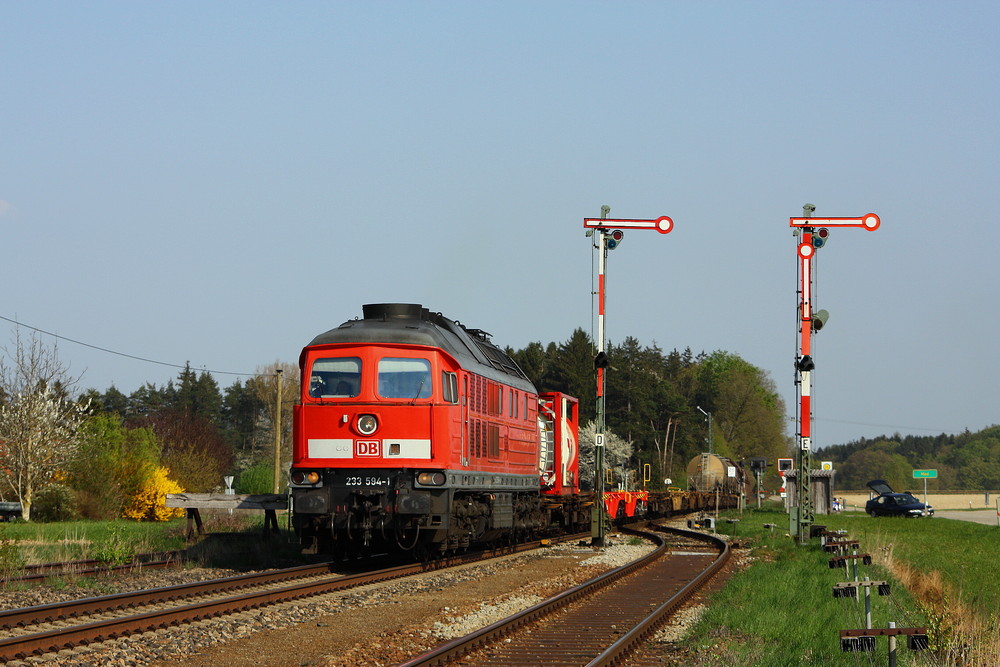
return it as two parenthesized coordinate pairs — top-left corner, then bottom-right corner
(1, 536), (669, 667)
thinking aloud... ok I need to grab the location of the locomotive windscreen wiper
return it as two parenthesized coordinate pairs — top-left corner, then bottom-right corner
(409, 377), (426, 404)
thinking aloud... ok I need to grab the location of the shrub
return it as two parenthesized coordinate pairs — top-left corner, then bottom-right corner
(68, 414), (160, 519)
(147, 412), (234, 492)
(122, 467), (185, 521)
(31, 484), (80, 522)
(161, 440), (226, 492)
(235, 460), (274, 494)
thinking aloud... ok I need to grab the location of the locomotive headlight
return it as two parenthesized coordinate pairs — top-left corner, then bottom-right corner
(356, 414), (378, 436)
(416, 471), (446, 486)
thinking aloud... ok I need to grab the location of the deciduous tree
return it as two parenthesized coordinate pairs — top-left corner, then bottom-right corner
(0, 332), (88, 521)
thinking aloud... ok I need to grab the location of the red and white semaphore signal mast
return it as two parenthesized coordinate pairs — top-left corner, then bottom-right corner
(583, 207), (673, 546)
(789, 204), (879, 543)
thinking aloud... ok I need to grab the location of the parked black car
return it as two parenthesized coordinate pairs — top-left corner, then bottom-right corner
(865, 480), (934, 517)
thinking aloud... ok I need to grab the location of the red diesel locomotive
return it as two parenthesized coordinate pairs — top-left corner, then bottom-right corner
(289, 304), (586, 555)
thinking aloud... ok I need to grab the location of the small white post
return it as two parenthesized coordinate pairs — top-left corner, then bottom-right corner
(888, 621), (897, 667)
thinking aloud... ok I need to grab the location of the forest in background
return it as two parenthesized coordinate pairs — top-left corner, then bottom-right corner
(818, 427), (1000, 491)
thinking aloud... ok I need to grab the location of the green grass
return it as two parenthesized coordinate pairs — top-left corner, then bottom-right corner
(684, 504), (999, 666)
(0, 519), (189, 565)
(819, 510), (1000, 616)
(0, 512), (302, 570)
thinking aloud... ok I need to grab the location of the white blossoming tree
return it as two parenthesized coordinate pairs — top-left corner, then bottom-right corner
(0, 332), (88, 521)
(577, 420), (635, 491)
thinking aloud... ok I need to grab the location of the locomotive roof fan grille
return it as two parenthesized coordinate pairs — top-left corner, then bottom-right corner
(363, 303), (425, 321)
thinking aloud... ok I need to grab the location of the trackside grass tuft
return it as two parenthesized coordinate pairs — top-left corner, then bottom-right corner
(0, 513), (301, 572)
(0, 519), (188, 565)
(683, 506), (998, 666)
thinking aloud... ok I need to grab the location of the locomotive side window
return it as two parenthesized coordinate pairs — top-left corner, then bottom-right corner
(309, 357), (361, 398)
(442, 371), (458, 404)
(378, 358), (432, 399)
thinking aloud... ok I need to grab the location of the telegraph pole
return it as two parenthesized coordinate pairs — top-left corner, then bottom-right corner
(273, 368), (283, 494)
(584, 208), (673, 546)
(696, 406), (712, 454)
(790, 205), (879, 543)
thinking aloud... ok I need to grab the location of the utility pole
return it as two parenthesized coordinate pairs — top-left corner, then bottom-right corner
(789, 205), (879, 543)
(272, 368), (283, 494)
(696, 405), (712, 454)
(583, 207), (673, 546)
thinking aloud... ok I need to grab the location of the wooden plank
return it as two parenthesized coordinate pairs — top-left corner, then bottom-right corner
(165, 493), (288, 510)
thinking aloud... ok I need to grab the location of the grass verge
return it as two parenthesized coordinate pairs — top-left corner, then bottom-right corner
(0, 511), (303, 572)
(682, 505), (998, 666)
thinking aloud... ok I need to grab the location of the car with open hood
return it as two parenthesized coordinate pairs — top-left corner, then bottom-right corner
(865, 479), (934, 517)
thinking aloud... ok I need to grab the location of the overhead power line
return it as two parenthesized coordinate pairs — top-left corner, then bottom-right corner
(0, 314), (258, 378)
(786, 413), (951, 435)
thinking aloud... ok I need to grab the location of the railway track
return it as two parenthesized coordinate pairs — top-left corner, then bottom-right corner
(0, 551), (183, 586)
(0, 536), (582, 663)
(399, 523), (729, 667)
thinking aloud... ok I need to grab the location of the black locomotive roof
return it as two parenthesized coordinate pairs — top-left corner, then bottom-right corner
(306, 304), (536, 392)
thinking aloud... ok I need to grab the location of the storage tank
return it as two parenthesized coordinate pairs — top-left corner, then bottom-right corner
(686, 453), (744, 493)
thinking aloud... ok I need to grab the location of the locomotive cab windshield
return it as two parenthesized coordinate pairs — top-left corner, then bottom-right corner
(377, 357), (432, 399)
(307, 355), (434, 401)
(309, 357), (361, 398)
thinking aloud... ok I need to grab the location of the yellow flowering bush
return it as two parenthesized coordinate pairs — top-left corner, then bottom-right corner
(122, 466), (185, 521)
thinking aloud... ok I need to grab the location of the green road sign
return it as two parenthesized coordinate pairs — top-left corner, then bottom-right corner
(912, 469), (938, 478)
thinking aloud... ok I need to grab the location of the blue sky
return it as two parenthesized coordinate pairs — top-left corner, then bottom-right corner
(2, 2), (997, 450)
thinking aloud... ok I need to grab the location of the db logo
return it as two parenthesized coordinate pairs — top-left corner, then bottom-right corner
(355, 440), (381, 457)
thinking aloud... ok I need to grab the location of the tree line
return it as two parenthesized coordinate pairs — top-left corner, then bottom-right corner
(819, 427), (1000, 491)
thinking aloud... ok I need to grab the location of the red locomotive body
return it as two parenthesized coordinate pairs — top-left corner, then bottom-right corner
(290, 304), (581, 555)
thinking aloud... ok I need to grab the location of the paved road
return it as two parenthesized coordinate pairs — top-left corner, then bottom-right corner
(934, 509), (999, 525)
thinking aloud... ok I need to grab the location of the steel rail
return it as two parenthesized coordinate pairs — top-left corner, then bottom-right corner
(0, 551), (183, 586)
(397, 524), (728, 667)
(587, 524), (729, 666)
(0, 534), (585, 661)
(0, 560), (341, 630)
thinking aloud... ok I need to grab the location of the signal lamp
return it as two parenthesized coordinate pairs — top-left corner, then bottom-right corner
(813, 227), (830, 248)
(606, 229), (624, 249)
(812, 309), (829, 331)
(797, 355), (816, 372)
